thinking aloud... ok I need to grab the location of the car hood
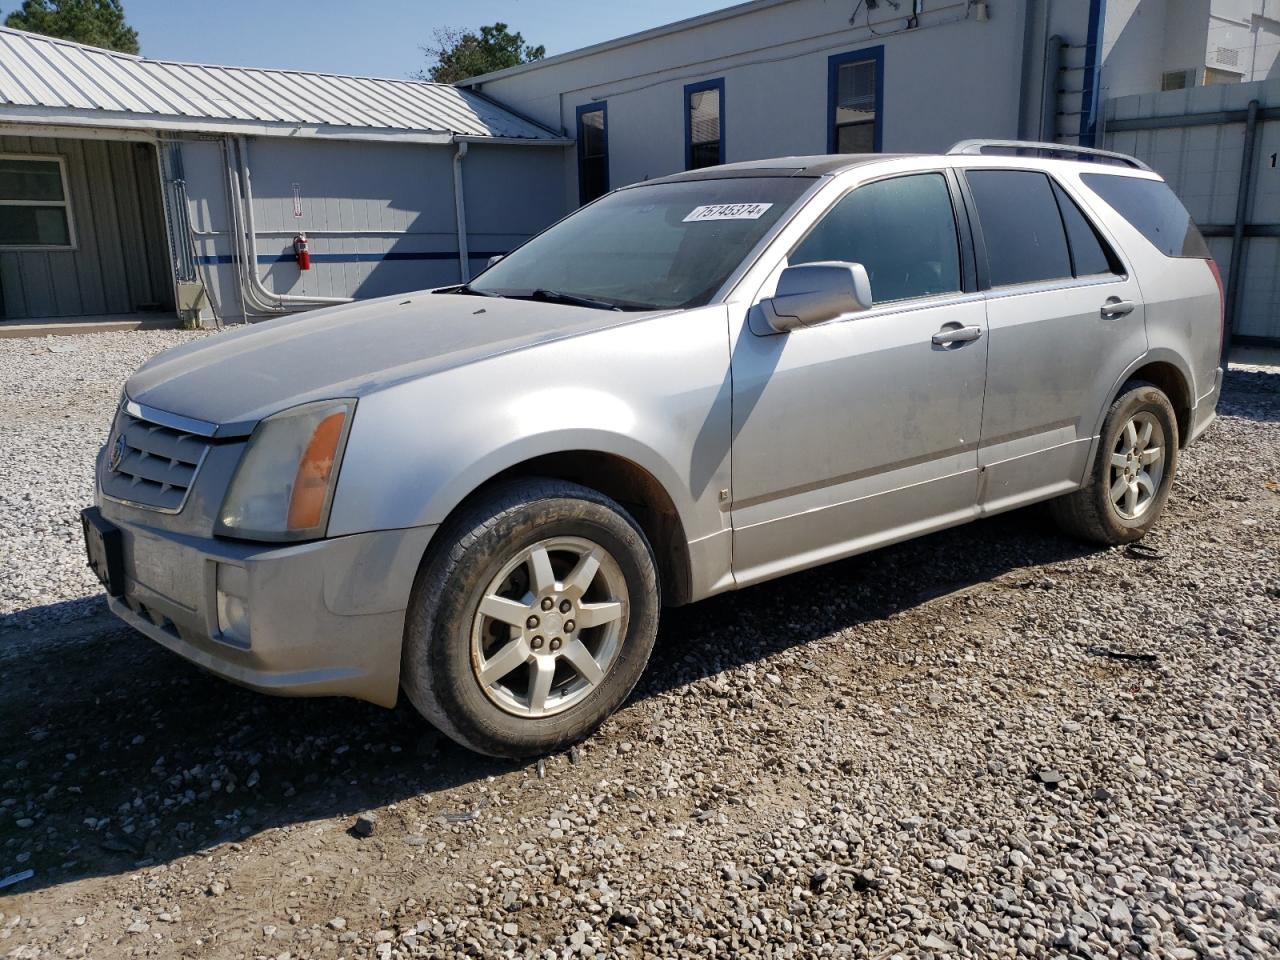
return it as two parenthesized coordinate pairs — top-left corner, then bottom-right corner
(126, 293), (662, 433)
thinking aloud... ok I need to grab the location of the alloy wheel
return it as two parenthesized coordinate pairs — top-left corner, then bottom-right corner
(469, 537), (628, 718)
(1109, 411), (1166, 520)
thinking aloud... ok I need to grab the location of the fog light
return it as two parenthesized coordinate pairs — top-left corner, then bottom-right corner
(215, 563), (251, 646)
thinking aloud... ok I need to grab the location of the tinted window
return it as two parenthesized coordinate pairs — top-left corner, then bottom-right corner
(790, 173), (961, 304)
(577, 106), (608, 205)
(967, 170), (1072, 286)
(1081, 173), (1210, 258)
(472, 177), (812, 310)
(1050, 180), (1119, 277)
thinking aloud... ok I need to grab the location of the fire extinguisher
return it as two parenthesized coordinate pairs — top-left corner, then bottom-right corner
(293, 233), (311, 271)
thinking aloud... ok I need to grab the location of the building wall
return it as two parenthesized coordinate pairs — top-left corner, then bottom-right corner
(470, 0), (1097, 210)
(0, 134), (173, 320)
(178, 136), (566, 322)
(1102, 1), (1280, 102)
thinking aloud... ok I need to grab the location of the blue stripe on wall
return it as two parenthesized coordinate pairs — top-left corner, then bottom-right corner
(195, 251), (507, 265)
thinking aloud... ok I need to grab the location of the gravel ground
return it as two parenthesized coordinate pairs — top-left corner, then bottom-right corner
(0, 329), (1277, 960)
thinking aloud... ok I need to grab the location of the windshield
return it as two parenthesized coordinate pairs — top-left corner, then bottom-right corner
(467, 177), (814, 310)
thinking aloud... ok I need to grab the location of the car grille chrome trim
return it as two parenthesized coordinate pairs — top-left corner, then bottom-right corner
(100, 407), (212, 514)
(123, 398), (220, 438)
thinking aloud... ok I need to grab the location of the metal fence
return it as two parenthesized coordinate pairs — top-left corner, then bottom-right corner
(1102, 79), (1280, 348)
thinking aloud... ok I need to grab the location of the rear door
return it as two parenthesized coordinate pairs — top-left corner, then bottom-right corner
(962, 166), (1148, 513)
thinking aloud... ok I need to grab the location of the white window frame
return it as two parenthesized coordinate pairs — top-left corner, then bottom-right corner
(0, 153), (77, 251)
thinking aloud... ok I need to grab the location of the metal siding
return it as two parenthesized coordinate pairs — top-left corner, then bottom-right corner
(176, 137), (565, 321)
(0, 134), (171, 319)
(0, 27), (562, 142)
(1103, 79), (1280, 341)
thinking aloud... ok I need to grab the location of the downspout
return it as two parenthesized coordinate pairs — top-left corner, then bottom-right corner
(1042, 36), (1064, 141)
(1017, 0), (1043, 139)
(452, 139), (470, 284)
(1224, 98), (1261, 357)
(1079, 0), (1107, 146)
(234, 135), (351, 308)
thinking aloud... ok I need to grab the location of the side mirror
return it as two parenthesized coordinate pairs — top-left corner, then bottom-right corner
(760, 262), (873, 333)
(486, 254), (505, 269)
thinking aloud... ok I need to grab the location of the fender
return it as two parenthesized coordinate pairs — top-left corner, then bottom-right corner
(325, 309), (734, 560)
(1090, 346), (1196, 439)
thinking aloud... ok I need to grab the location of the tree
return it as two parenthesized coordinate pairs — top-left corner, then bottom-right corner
(418, 22), (544, 84)
(5, 0), (139, 53)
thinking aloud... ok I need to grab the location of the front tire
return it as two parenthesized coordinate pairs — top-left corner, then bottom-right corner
(401, 479), (660, 758)
(1050, 380), (1180, 545)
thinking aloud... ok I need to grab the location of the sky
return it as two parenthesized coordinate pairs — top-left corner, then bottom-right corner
(13, 0), (740, 79)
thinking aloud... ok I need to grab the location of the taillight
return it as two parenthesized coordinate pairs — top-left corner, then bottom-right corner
(1206, 258), (1226, 353)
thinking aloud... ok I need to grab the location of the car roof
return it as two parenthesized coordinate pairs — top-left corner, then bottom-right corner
(645, 154), (913, 184)
(639, 148), (1157, 187)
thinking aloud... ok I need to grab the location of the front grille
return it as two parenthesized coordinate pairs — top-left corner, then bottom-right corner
(101, 408), (211, 512)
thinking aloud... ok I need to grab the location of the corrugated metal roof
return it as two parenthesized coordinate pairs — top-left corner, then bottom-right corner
(0, 27), (567, 144)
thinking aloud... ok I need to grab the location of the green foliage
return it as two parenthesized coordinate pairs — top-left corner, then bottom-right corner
(5, 0), (139, 53)
(419, 22), (545, 84)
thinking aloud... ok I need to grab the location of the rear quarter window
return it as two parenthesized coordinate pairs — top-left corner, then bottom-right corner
(1080, 173), (1210, 259)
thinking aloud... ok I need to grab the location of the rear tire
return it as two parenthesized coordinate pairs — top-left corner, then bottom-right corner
(1050, 380), (1179, 545)
(401, 478), (660, 758)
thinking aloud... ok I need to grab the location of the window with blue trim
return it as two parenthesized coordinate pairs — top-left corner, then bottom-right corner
(576, 103), (609, 205)
(828, 47), (883, 154)
(685, 78), (724, 170)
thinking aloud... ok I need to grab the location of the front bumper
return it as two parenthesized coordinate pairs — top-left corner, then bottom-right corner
(98, 510), (436, 707)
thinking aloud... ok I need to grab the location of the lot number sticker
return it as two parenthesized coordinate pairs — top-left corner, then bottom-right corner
(683, 203), (774, 222)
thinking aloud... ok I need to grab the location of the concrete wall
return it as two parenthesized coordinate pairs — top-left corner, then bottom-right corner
(1102, 1), (1280, 102)
(470, 0), (1097, 210)
(1104, 77), (1280, 341)
(0, 134), (173, 320)
(179, 136), (566, 322)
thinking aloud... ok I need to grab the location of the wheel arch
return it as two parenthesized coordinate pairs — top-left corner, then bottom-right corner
(429, 448), (695, 608)
(1098, 350), (1195, 447)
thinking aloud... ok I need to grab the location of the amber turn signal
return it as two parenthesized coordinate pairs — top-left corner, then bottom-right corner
(287, 411), (347, 531)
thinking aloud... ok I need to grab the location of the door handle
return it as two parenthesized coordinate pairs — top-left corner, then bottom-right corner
(932, 324), (983, 346)
(1100, 298), (1136, 319)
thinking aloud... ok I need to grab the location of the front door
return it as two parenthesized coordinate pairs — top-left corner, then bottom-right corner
(729, 171), (988, 586)
(962, 168), (1149, 512)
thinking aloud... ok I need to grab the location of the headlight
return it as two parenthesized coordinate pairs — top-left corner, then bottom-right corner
(215, 399), (355, 542)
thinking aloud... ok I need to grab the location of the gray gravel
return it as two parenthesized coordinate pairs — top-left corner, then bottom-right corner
(0, 330), (207, 642)
(0, 330), (1277, 960)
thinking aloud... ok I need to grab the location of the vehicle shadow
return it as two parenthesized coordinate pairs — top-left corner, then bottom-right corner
(0, 506), (1097, 896)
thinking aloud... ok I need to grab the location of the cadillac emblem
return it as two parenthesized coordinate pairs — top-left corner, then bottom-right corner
(108, 434), (127, 473)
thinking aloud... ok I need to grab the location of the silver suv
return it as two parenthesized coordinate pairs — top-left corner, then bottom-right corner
(84, 141), (1223, 757)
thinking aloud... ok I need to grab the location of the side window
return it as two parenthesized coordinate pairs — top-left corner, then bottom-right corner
(828, 47), (882, 154)
(0, 154), (74, 249)
(685, 79), (724, 170)
(790, 173), (961, 304)
(576, 104), (609, 206)
(1050, 180), (1121, 277)
(1080, 172), (1211, 259)
(966, 170), (1072, 286)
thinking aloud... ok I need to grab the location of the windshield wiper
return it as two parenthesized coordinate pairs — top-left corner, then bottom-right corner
(436, 283), (502, 297)
(527, 289), (624, 311)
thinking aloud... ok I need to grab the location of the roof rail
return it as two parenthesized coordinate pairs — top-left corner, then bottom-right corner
(947, 139), (1152, 172)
